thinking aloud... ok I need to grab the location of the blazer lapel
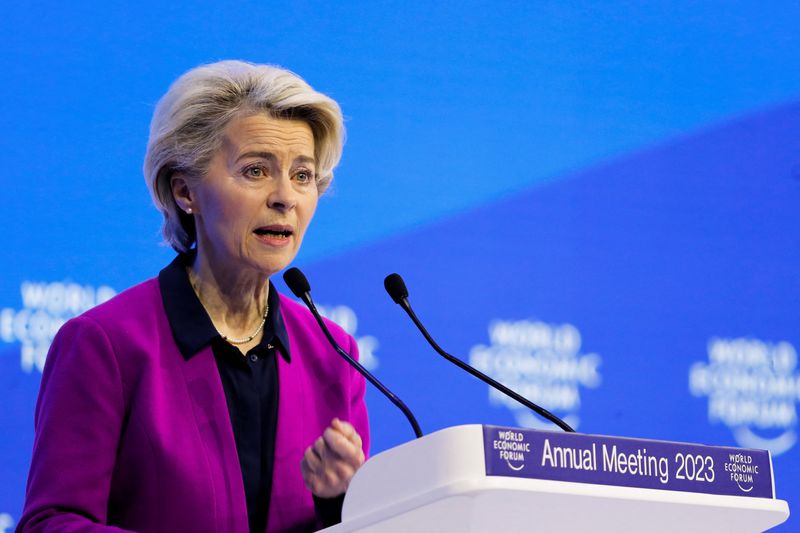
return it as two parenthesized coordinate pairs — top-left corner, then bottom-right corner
(181, 345), (249, 533)
(268, 345), (314, 533)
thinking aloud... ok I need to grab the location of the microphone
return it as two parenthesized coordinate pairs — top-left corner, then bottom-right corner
(383, 273), (575, 433)
(283, 268), (423, 439)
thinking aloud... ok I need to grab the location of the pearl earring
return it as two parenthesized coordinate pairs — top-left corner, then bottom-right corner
(185, 208), (193, 214)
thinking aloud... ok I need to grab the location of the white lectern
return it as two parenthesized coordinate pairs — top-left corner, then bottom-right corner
(324, 425), (790, 533)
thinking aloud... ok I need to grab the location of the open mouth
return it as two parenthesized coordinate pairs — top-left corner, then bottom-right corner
(254, 225), (293, 240)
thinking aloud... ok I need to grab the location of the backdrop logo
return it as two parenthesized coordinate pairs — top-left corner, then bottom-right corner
(0, 512), (14, 533)
(689, 337), (799, 456)
(0, 281), (116, 373)
(317, 304), (379, 370)
(469, 319), (602, 430)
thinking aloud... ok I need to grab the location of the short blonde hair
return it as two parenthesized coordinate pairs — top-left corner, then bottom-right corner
(143, 60), (344, 252)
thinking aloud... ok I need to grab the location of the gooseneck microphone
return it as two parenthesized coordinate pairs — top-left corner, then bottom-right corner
(383, 273), (575, 433)
(283, 268), (423, 439)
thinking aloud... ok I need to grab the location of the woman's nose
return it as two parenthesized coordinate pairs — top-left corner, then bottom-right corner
(267, 173), (298, 212)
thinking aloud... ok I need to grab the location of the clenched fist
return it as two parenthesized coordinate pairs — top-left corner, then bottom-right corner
(301, 418), (366, 498)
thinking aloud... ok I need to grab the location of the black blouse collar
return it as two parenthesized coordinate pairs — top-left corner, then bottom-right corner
(158, 253), (291, 362)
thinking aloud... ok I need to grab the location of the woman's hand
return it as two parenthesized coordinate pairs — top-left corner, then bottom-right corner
(301, 418), (366, 498)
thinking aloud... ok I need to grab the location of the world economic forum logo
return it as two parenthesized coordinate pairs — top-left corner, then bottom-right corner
(490, 428), (532, 471)
(689, 336), (799, 456)
(0, 281), (117, 373)
(469, 319), (602, 431)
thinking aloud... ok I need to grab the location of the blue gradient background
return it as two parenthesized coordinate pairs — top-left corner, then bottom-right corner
(2, 1), (799, 530)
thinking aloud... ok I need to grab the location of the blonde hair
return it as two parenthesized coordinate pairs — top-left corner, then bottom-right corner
(143, 60), (344, 252)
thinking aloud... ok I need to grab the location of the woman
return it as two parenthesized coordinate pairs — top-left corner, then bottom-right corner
(17, 61), (369, 533)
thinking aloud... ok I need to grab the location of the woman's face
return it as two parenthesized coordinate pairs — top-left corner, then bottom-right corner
(182, 113), (319, 278)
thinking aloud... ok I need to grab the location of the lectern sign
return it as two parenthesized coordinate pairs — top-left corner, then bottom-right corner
(483, 426), (775, 498)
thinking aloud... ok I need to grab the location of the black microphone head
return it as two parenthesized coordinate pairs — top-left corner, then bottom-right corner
(283, 267), (311, 298)
(384, 273), (409, 304)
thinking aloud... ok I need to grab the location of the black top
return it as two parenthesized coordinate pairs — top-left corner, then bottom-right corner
(159, 254), (344, 532)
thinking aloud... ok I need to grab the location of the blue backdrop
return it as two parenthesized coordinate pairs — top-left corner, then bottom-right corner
(2, 1), (799, 531)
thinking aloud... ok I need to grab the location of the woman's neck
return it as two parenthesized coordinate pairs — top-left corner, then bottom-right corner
(187, 250), (270, 337)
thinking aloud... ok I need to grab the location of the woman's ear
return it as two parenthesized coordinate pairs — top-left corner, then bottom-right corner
(171, 173), (195, 214)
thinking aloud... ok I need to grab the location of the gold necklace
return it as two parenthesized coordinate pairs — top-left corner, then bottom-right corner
(189, 269), (269, 346)
(220, 303), (269, 345)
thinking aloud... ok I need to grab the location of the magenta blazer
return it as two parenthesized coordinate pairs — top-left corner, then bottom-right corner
(17, 276), (369, 533)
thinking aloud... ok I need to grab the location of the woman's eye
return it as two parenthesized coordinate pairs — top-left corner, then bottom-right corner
(294, 170), (315, 184)
(245, 166), (266, 178)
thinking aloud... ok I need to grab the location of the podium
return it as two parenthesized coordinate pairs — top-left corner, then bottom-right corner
(324, 425), (790, 532)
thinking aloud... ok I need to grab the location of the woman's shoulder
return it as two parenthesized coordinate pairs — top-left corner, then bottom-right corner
(82, 277), (163, 325)
(277, 292), (353, 345)
(46, 277), (168, 377)
(276, 292), (309, 320)
(60, 277), (169, 351)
